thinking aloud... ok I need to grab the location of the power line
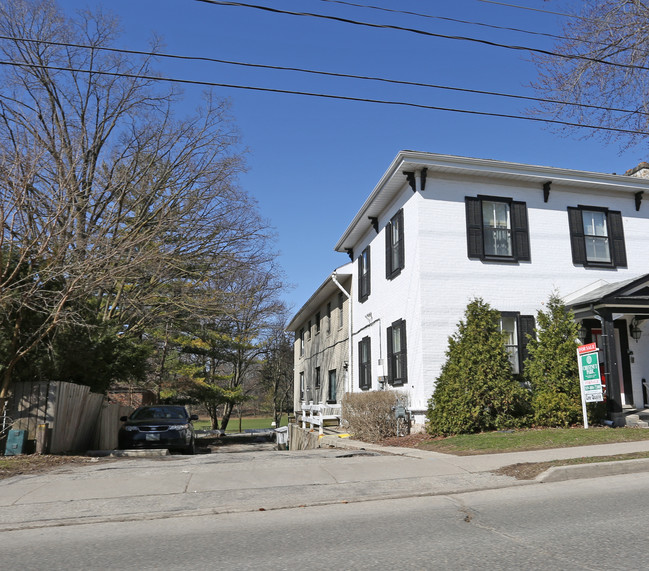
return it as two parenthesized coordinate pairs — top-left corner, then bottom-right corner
(194, 1), (638, 72)
(473, 0), (578, 19)
(317, 0), (573, 43)
(2, 59), (648, 137)
(0, 33), (644, 117)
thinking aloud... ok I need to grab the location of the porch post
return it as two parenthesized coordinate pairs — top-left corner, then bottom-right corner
(599, 310), (624, 422)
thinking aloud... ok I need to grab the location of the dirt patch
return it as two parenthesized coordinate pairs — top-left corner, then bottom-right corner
(0, 455), (99, 480)
(379, 433), (433, 449)
(492, 462), (554, 480)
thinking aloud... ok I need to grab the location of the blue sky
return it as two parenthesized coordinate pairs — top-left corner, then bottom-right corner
(58, 0), (647, 314)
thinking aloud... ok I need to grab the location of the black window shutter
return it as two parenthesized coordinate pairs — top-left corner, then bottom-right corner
(398, 209), (405, 271)
(357, 255), (363, 302)
(365, 339), (372, 390)
(608, 210), (627, 268)
(465, 197), (483, 259)
(358, 339), (371, 390)
(386, 325), (393, 384)
(511, 201), (530, 262)
(567, 207), (587, 265)
(518, 315), (536, 373)
(385, 221), (392, 278)
(366, 246), (371, 297)
(358, 246), (371, 302)
(358, 339), (363, 389)
(400, 321), (408, 384)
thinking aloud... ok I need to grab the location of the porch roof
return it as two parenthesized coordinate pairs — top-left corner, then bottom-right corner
(566, 273), (649, 319)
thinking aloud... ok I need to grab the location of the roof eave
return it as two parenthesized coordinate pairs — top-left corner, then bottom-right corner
(335, 151), (649, 253)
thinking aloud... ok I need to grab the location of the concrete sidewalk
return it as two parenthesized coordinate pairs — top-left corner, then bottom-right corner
(2, 437), (649, 532)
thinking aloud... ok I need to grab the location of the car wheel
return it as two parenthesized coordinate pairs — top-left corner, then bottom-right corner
(184, 438), (196, 455)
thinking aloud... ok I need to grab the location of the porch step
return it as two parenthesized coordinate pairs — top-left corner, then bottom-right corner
(624, 415), (649, 428)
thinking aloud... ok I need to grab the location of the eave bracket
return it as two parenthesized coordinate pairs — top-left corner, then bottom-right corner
(403, 171), (416, 192)
(543, 181), (551, 203)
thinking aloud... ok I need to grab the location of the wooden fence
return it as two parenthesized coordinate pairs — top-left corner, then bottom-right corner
(7, 381), (131, 453)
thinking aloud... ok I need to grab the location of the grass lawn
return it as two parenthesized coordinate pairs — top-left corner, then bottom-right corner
(194, 415), (288, 432)
(411, 426), (649, 455)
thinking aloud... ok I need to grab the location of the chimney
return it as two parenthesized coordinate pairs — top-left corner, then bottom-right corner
(625, 162), (649, 179)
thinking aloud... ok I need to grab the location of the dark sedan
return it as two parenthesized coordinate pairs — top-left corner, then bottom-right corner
(118, 405), (198, 454)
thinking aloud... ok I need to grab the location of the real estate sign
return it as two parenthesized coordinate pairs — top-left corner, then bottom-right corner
(577, 343), (604, 429)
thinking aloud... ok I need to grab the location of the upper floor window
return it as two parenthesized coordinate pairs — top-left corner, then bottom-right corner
(499, 312), (535, 375)
(358, 336), (372, 390)
(307, 320), (312, 341)
(568, 206), (627, 268)
(326, 302), (331, 335)
(299, 328), (305, 357)
(358, 246), (371, 302)
(465, 196), (530, 262)
(387, 319), (407, 386)
(315, 312), (321, 335)
(338, 292), (344, 328)
(386, 209), (405, 279)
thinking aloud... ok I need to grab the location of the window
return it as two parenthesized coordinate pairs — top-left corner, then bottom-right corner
(465, 196), (530, 262)
(499, 312), (535, 375)
(326, 302), (331, 335)
(338, 293), (344, 328)
(307, 320), (312, 340)
(358, 246), (371, 302)
(568, 206), (627, 268)
(387, 319), (407, 386)
(299, 328), (304, 357)
(299, 372), (305, 401)
(315, 312), (321, 335)
(358, 336), (372, 390)
(315, 366), (321, 390)
(327, 369), (337, 403)
(386, 209), (405, 279)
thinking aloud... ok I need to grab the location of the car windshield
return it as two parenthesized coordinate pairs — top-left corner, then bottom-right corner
(130, 407), (188, 421)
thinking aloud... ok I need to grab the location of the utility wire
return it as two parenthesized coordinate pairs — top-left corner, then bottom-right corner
(195, 1), (636, 71)
(2, 59), (648, 137)
(318, 0), (573, 43)
(473, 0), (578, 19)
(0, 33), (644, 117)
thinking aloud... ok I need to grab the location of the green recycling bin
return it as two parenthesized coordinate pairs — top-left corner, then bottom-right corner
(5, 429), (26, 456)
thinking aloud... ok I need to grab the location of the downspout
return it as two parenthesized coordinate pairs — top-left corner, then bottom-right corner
(331, 271), (352, 395)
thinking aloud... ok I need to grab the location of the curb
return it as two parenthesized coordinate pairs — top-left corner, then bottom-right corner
(537, 457), (649, 483)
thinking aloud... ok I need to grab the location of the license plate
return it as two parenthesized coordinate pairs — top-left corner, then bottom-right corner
(145, 433), (160, 441)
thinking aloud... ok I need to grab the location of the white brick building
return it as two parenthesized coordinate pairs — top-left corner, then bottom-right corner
(291, 151), (649, 428)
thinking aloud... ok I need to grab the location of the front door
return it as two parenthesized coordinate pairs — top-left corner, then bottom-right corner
(592, 325), (634, 407)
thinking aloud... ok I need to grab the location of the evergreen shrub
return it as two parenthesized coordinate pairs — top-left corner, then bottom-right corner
(525, 294), (582, 427)
(426, 298), (531, 436)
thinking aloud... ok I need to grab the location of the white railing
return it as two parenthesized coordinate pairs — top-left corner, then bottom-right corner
(297, 402), (342, 435)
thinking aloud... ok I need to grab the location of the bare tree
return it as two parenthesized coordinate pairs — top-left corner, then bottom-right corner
(531, 1), (649, 149)
(0, 0), (268, 397)
(260, 320), (294, 428)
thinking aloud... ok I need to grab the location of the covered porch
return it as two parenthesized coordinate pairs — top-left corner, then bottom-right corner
(566, 274), (649, 427)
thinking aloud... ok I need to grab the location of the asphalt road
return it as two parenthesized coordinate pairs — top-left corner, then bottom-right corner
(4, 471), (649, 570)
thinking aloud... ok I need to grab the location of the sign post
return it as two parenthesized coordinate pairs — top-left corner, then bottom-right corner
(577, 342), (604, 429)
